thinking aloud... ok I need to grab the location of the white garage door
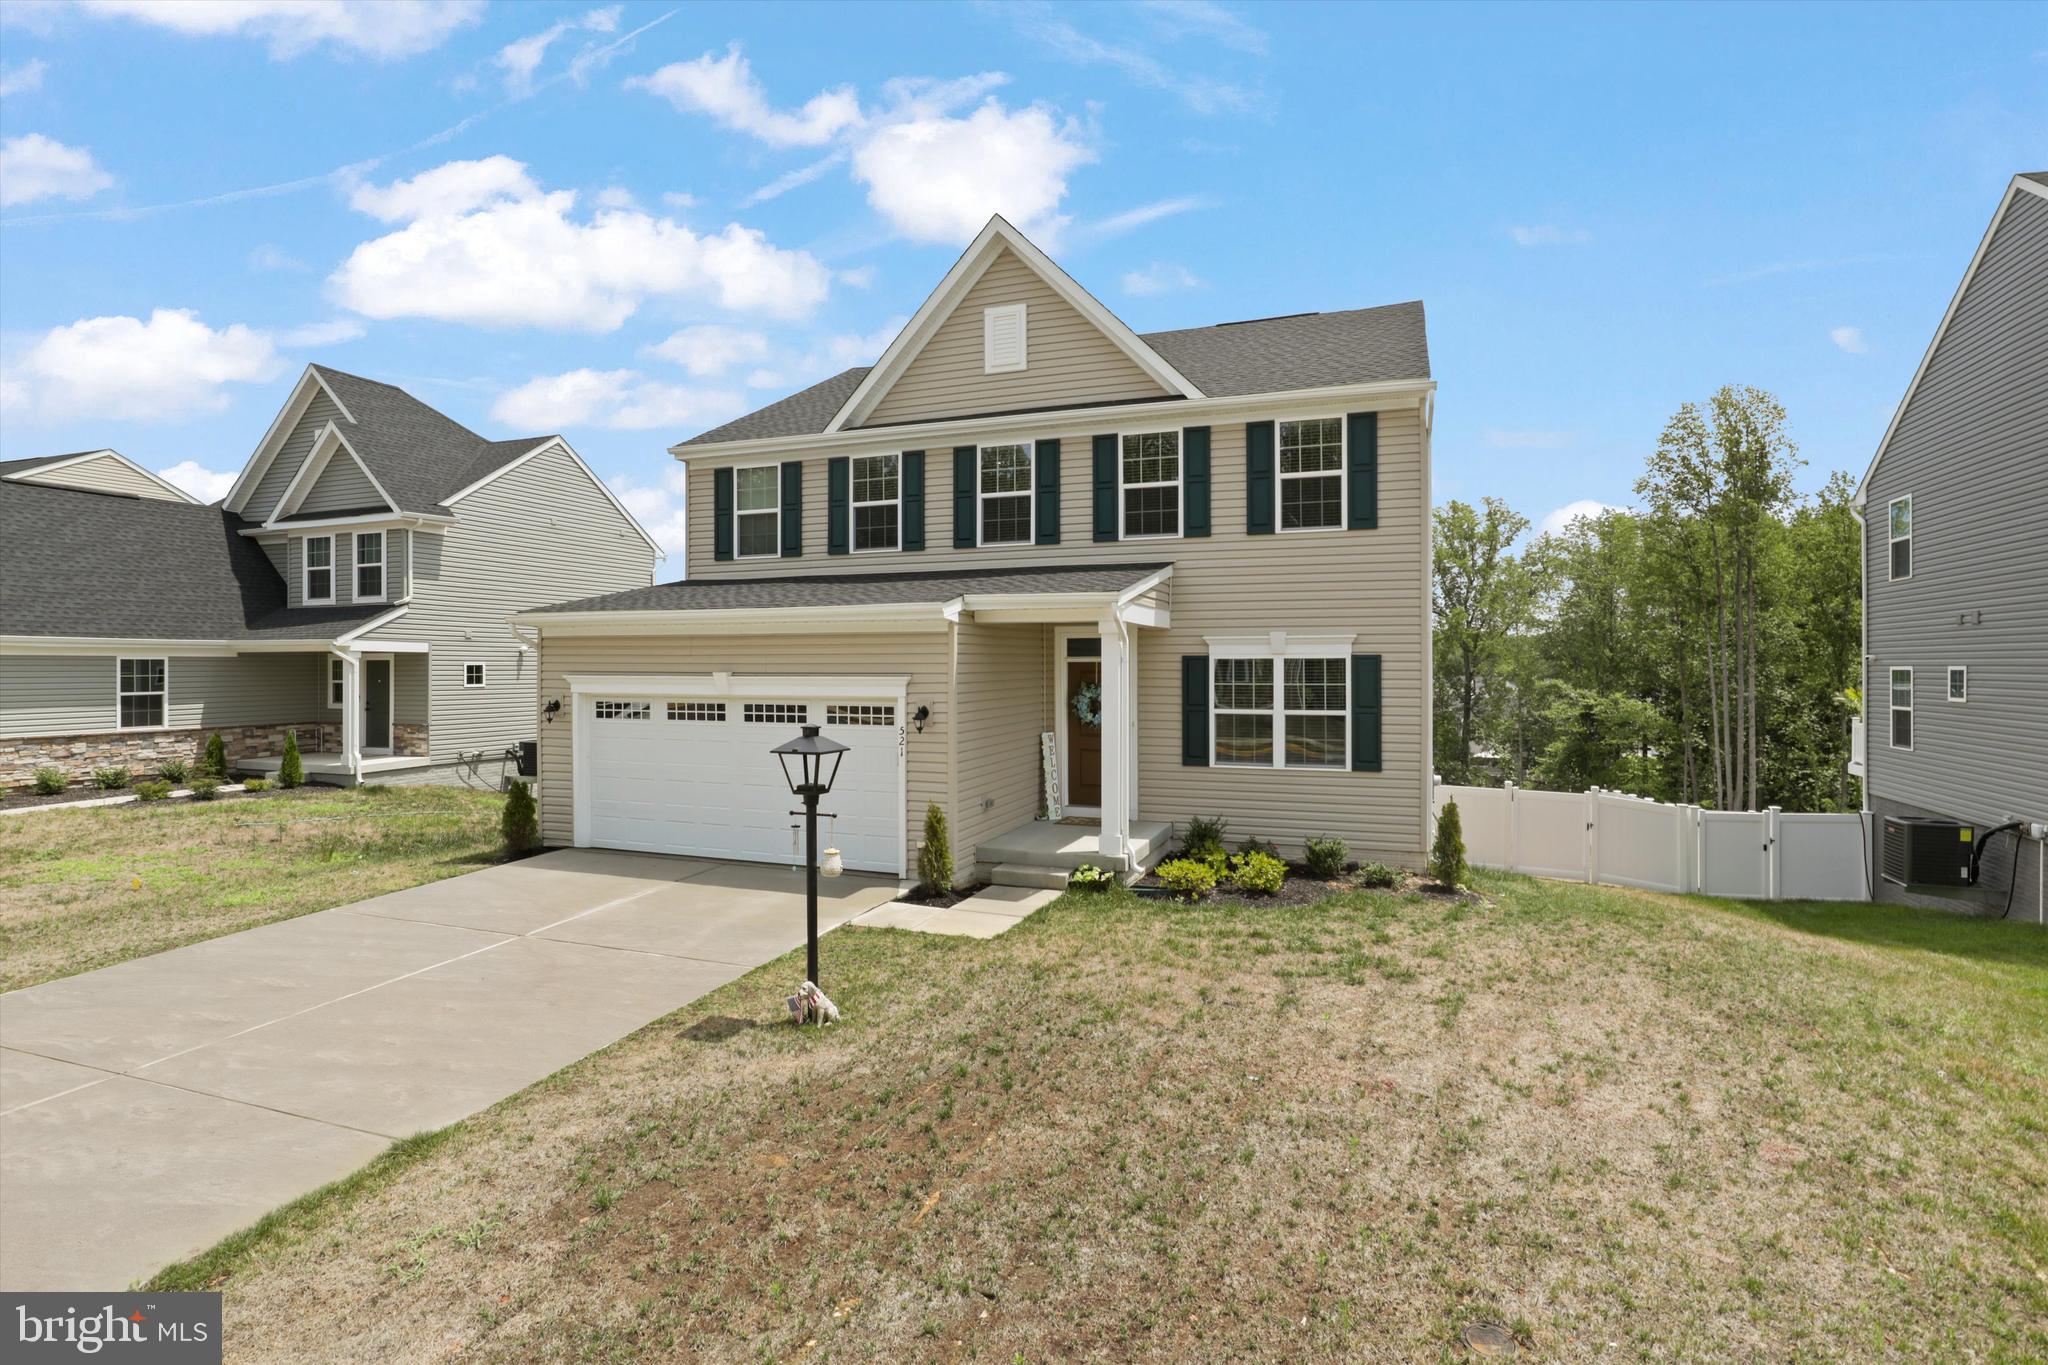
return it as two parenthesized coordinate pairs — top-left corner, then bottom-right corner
(581, 692), (904, 874)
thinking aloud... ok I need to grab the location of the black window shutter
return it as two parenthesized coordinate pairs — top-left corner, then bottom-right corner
(1351, 654), (1382, 772)
(1183, 426), (1211, 537)
(826, 457), (850, 556)
(1181, 655), (1210, 766)
(712, 466), (734, 561)
(901, 450), (925, 551)
(780, 461), (803, 557)
(1246, 420), (1275, 535)
(1092, 434), (1119, 542)
(1347, 411), (1378, 530)
(952, 446), (976, 548)
(1034, 438), (1061, 544)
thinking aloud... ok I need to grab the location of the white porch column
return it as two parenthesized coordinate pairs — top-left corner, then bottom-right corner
(1097, 615), (1130, 863)
(336, 650), (363, 780)
(1125, 620), (1141, 823)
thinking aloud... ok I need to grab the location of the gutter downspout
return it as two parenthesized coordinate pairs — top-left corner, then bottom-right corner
(1850, 503), (1871, 901)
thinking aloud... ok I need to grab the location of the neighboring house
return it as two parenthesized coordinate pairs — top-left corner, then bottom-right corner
(1, 365), (661, 790)
(518, 216), (1434, 885)
(1854, 171), (2047, 923)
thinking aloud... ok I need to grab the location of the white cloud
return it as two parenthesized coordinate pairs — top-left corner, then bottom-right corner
(737, 319), (907, 394)
(73, 0), (482, 60)
(661, 190), (698, 211)
(0, 58), (47, 97)
(1539, 499), (1621, 537)
(494, 5), (618, 96)
(0, 308), (283, 423)
(1483, 428), (1574, 449)
(1121, 262), (1201, 296)
(277, 318), (366, 347)
(838, 265), (876, 288)
(607, 465), (689, 560)
(853, 96), (1091, 245)
(490, 369), (746, 433)
(738, 151), (844, 208)
(0, 133), (113, 207)
(646, 324), (771, 378)
(1003, 5), (1257, 114)
(628, 45), (863, 147)
(1138, 0), (1270, 55)
(248, 243), (308, 272)
(1087, 195), (1208, 239)
(1509, 224), (1590, 247)
(157, 459), (237, 502)
(330, 158), (832, 331)
(1829, 325), (1868, 355)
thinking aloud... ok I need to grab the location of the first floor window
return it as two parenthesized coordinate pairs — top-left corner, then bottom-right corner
(304, 534), (334, 601)
(735, 465), (780, 557)
(328, 657), (345, 707)
(1214, 654), (1348, 768)
(118, 657), (166, 729)
(1278, 417), (1343, 530)
(1122, 430), (1180, 538)
(1213, 658), (1274, 766)
(979, 443), (1032, 545)
(1889, 668), (1913, 749)
(1283, 657), (1348, 768)
(355, 531), (385, 599)
(852, 453), (899, 551)
(464, 662), (486, 688)
(1888, 496), (1912, 580)
(1948, 665), (1967, 702)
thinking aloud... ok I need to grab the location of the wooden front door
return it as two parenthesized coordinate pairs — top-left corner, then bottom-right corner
(1066, 659), (1102, 807)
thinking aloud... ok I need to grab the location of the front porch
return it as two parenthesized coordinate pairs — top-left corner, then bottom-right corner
(238, 751), (433, 785)
(975, 817), (1174, 883)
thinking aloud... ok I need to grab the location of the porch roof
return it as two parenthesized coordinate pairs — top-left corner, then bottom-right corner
(524, 561), (1172, 620)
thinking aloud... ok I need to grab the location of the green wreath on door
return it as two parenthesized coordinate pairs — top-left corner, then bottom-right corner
(1072, 681), (1102, 728)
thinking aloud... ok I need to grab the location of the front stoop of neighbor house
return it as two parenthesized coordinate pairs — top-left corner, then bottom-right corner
(974, 818), (1174, 888)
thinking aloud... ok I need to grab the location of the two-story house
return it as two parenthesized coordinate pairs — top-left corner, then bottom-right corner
(518, 216), (1433, 884)
(1855, 171), (2046, 923)
(1, 365), (661, 790)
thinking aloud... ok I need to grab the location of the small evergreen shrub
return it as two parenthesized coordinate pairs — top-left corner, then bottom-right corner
(278, 731), (304, 789)
(202, 732), (228, 779)
(501, 779), (541, 855)
(1067, 863), (1116, 892)
(1180, 814), (1228, 861)
(1304, 836), (1349, 880)
(92, 767), (132, 790)
(917, 801), (954, 894)
(1229, 850), (1287, 896)
(135, 779), (173, 802)
(1238, 834), (1280, 860)
(33, 767), (66, 795)
(189, 778), (222, 801)
(1430, 799), (1468, 889)
(241, 777), (271, 792)
(1358, 861), (1402, 889)
(1154, 856), (1218, 902)
(157, 759), (190, 784)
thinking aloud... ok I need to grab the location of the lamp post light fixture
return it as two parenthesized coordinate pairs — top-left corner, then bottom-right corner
(773, 724), (850, 991)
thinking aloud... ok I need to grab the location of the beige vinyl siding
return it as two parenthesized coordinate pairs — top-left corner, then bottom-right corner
(244, 392), (346, 523)
(864, 247), (1171, 428)
(0, 653), (329, 738)
(950, 620), (1050, 872)
(296, 451), (388, 515)
(534, 631), (949, 853)
(14, 453), (181, 501)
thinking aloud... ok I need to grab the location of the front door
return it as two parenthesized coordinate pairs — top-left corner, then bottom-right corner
(1065, 654), (1102, 808)
(363, 658), (392, 752)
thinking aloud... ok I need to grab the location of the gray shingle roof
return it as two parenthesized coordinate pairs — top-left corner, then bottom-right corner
(1, 479), (387, 641)
(2022, 172), (2048, 190)
(678, 301), (1429, 446)
(308, 367), (554, 515)
(531, 561), (1171, 616)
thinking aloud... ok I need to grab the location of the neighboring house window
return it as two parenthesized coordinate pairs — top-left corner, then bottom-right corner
(1888, 496), (1912, 580)
(978, 443), (1033, 545)
(735, 464), (780, 558)
(1121, 431), (1181, 538)
(304, 534), (334, 602)
(464, 662), (486, 688)
(1948, 666), (1967, 702)
(1889, 668), (1913, 749)
(328, 657), (344, 708)
(1278, 418), (1344, 531)
(984, 302), (1027, 373)
(117, 657), (167, 729)
(1213, 653), (1348, 768)
(355, 531), (385, 600)
(852, 453), (900, 552)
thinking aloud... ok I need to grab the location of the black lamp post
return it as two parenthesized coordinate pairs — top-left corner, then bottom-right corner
(773, 724), (849, 989)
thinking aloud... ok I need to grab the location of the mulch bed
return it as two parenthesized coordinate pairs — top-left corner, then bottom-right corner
(1, 783), (275, 812)
(1131, 861), (1481, 908)
(895, 880), (991, 909)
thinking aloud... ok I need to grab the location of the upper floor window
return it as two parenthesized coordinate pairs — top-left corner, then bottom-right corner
(1121, 431), (1181, 538)
(853, 453), (899, 552)
(1889, 667), (1913, 749)
(979, 443), (1033, 545)
(118, 657), (167, 729)
(304, 534), (334, 602)
(1279, 418), (1345, 531)
(355, 531), (385, 600)
(1947, 665), (1967, 702)
(984, 303), (1027, 374)
(1888, 496), (1912, 580)
(735, 464), (780, 558)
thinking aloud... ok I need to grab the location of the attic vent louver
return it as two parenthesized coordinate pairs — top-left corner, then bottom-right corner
(984, 303), (1027, 374)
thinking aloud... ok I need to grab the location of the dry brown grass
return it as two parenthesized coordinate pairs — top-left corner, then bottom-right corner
(156, 875), (2047, 1362)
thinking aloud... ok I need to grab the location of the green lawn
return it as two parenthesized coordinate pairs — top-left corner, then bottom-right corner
(146, 873), (2047, 1363)
(0, 785), (506, 991)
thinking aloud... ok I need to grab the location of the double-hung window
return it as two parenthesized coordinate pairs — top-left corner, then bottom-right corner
(735, 465), (780, 558)
(355, 531), (385, 600)
(118, 657), (167, 729)
(978, 443), (1032, 546)
(304, 534), (334, 603)
(1213, 652), (1348, 768)
(1121, 431), (1180, 538)
(1278, 418), (1344, 531)
(1888, 496), (1912, 580)
(1889, 667), (1913, 749)
(328, 657), (345, 708)
(1947, 666), (1967, 702)
(852, 453), (899, 552)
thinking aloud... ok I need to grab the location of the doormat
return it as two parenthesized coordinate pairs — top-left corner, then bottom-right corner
(1057, 816), (1095, 826)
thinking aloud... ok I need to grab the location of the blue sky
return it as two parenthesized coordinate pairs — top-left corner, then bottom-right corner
(1, 0), (2041, 573)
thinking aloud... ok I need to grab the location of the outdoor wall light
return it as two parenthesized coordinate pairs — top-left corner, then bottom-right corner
(542, 698), (562, 723)
(913, 704), (931, 734)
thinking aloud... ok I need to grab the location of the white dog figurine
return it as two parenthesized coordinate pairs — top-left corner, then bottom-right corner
(786, 980), (841, 1026)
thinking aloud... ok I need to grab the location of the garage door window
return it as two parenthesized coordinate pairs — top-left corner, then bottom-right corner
(595, 700), (650, 720)
(743, 702), (808, 724)
(667, 702), (726, 722)
(826, 704), (897, 726)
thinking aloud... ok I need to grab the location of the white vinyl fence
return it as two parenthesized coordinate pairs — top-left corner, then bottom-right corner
(1433, 782), (1870, 901)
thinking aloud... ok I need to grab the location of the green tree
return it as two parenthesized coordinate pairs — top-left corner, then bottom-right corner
(1430, 798), (1467, 889)
(202, 731), (228, 780)
(501, 779), (540, 855)
(1432, 498), (1537, 784)
(916, 802), (954, 894)
(278, 730), (303, 788)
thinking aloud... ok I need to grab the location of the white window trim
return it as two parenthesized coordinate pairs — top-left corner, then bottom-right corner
(733, 463), (781, 559)
(1889, 666), (1914, 751)
(1888, 494), (1913, 581)
(464, 662), (487, 689)
(1117, 429), (1184, 542)
(1276, 414), (1347, 534)
(353, 530), (387, 604)
(327, 656), (344, 710)
(850, 452), (902, 555)
(1947, 665), (1967, 703)
(1207, 642), (1352, 771)
(116, 656), (169, 732)
(303, 534), (335, 604)
(976, 441), (1035, 548)
(983, 302), (1027, 374)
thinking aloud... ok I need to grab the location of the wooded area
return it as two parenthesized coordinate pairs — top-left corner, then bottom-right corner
(1433, 385), (1863, 813)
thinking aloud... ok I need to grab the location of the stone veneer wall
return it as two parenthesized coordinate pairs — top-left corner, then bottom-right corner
(2, 721), (350, 790)
(394, 723), (430, 757)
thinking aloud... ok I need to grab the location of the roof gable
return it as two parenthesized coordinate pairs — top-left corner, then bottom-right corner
(267, 423), (396, 523)
(0, 449), (195, 503)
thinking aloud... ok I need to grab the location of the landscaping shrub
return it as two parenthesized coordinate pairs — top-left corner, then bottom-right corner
(1358, 861), (1402, 889)
(917, 801), (954, 894)
(134, 780), (173, 802)
(202, 732), (228, 779)
(157, 759), (190, 784)
(189, 778), (221, 801)
(1430, 799), (1468, 889)
(1304, 835), (1348, 879)
(278, 731), (304, 789)
(1239, 834), (1280, 860)
(32, 767), (66, 795)
(1068, 863), (1115, 892)
(501, 779), (540, 855)
(1229, 850), (1287, 896)
(92, 767), (132, 790)
(241, 777), (271, 792)
(1180, 814), (1228, 861)
(1154, 856), (1218, 902)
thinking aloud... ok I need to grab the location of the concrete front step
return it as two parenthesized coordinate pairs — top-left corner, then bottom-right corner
(989, 863), (1070, 890)
(974, 819), (1175, 874)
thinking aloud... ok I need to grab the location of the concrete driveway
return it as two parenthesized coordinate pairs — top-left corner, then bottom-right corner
(0, 849), (897, 1291)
